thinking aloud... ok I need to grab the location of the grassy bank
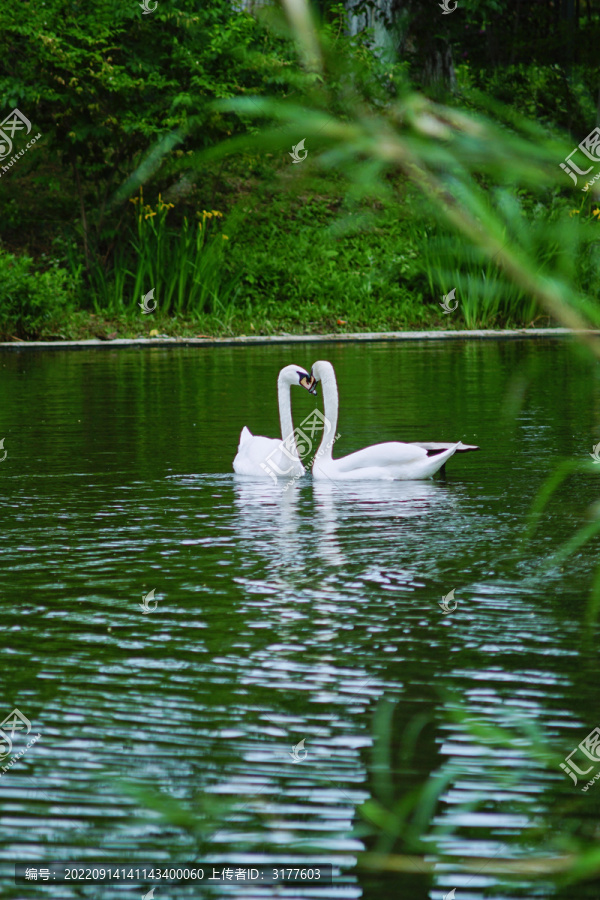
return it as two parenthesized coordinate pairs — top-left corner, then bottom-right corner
(1, 153), (579, 342)
(3, 0), (600, 342)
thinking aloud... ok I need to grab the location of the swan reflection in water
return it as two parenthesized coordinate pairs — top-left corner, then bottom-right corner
(232, 474), (457, 577)
(229, 476), (456, 859)
(312, 478), (456, 568)
(232, 477), (310, 593)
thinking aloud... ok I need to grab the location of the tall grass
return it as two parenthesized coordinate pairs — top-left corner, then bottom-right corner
(86, 190), (240, 316)
(103, 697), (600, 891)
(409, 189), (600, 328)
(354, 698), (600, 891)
(419, 231), (539, 327)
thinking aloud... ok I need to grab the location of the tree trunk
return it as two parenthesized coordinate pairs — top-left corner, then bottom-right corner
(235, 0), (268, 10)
(345, 0), (456, 92)
(238, 0), (456, 93)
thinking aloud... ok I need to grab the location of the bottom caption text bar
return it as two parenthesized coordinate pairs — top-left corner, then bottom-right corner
(16, 863), (334, 885)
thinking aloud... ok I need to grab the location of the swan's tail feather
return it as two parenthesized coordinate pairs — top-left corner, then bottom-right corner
(238, 426), (253, 450)
(452, 440), (479, 452)
(420, 441), (461, 477)
(411, 440), (480, 454)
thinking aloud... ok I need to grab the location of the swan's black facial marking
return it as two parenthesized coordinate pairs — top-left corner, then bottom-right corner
(298, 371), (317, 395)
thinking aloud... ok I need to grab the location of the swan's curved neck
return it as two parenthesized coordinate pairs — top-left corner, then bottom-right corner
(316, 367), (338, 462)
(278, 377), (298, 457)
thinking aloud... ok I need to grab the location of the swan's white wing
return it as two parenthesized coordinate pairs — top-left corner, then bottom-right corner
(333, 441), (427, 473)
(237, 426), (253, 451)
(233, 433), (305, 478)
(314, 440), (462, 480)
(234, 434), (279, 475)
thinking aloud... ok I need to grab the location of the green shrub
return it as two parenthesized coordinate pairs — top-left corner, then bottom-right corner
(0, 250), (76, 339)
(456, 63), (598, 136)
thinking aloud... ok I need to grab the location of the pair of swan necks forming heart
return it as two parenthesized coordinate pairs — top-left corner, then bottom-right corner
(233, 360), (479, 481)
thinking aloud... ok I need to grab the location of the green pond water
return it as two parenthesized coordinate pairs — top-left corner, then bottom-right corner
(1, 339), (600, 900)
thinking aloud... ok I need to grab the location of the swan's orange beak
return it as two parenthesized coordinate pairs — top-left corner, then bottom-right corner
(300, 374), (317, 395)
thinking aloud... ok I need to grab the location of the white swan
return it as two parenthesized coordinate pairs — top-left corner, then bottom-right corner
(233, 365), (316, 479)
(310, 360), (479, 481)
